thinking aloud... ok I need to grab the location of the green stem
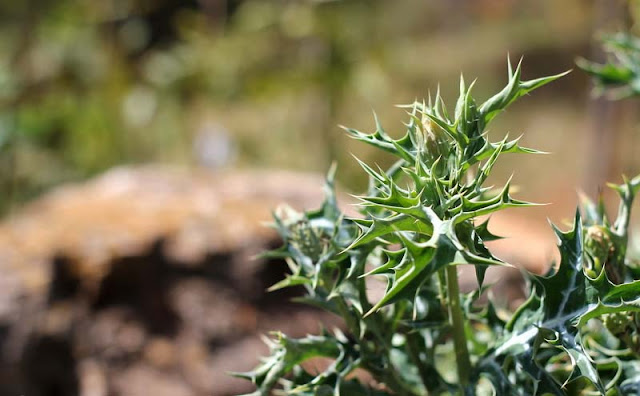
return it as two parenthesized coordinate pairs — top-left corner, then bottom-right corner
(446, 265), (471, 388)
(335, 299), (416, 396)
(437, 268), (449, 319)
(406, 332), (435, 395)
(364, 361), (416, 396)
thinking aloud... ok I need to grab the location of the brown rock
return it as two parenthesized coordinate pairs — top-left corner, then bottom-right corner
(0, 166), (339, 396)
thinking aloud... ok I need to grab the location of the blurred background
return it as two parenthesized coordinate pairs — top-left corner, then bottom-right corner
(1, 0), (640, 395)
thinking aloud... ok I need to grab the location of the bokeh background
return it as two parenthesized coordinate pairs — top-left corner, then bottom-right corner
(2, 0), (640, 395)
(2, 0), (640, 213)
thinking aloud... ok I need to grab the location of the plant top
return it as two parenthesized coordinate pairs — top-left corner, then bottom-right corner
(235, 59), (640, 395)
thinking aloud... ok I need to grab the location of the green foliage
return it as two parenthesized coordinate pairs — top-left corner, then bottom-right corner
(237, 61), (640, 395)
(578, 33), (640, 99)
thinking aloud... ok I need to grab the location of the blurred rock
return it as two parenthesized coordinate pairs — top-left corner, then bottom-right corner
(0, 165), (341, 396)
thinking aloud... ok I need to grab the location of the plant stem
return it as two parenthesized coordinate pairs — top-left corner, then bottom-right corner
(445, 265), (471, 387)
(405, 332), (435, 394)
(437, 268), (449, 319)
(335, 298), (416, 396)
(364, 361), (416, 396)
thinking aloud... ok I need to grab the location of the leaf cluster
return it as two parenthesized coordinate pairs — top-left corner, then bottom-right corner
(578, 33), (640, 99)
(235, 61), (640, 395)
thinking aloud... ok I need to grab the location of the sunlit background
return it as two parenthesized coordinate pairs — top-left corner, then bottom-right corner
(2, 0), (639, 209)
(2, 0), (640, 395)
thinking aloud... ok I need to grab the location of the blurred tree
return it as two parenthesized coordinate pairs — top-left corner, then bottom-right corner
(0, 0), (602, 215)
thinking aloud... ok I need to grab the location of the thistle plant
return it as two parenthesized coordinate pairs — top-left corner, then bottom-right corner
(578, 33), (640, 99)
(235, 60), (640, 395)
